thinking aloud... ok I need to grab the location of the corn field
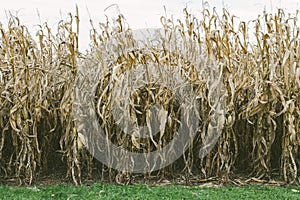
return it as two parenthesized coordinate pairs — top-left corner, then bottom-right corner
(0, 7), (299, 185)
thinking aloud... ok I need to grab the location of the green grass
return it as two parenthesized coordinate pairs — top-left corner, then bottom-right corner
(0, 184), (300, 200)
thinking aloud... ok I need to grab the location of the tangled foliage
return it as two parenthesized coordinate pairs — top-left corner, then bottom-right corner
(0, 7), (299, 185)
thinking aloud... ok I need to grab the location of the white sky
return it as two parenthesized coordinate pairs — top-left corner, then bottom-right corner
(1, 0), (299, 51)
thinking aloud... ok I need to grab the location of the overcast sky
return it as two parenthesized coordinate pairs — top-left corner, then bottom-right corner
(1, 0), (299, 50)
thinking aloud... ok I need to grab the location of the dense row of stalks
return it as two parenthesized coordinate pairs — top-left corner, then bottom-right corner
(0, 7), (299, 185)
